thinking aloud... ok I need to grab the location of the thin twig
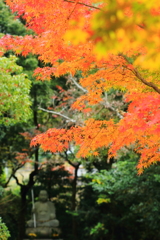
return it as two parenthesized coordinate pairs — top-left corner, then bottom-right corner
(39, 107), (76, 123)
(64, 0), (102, 10)
(4, 164), (24, 187)
(102, 92), (123, 119)
(68, 74), (88, 93)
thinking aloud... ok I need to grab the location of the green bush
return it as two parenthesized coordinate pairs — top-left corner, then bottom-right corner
(0, 217), (10, 240)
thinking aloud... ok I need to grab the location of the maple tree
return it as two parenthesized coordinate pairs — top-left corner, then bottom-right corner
(1, 0), (160, 173)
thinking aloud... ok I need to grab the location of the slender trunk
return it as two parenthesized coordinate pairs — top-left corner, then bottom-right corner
(33, 85), (38, 127)
(17, 147), (39, 240)
(16, 83), (40, 239)
(18, 185), (28, 240)
(71, 163), (80, 240)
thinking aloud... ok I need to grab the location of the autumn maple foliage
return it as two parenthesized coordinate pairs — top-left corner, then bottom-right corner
(1, 0), (160, 173)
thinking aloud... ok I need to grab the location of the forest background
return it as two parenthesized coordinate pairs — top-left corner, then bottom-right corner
(0, 0), (160, 240)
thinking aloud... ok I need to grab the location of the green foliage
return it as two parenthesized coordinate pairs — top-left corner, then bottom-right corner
(96, 196), (110, 205)
(0, 0), (32, 36)
(0, 186), (4, 197)
(0, 217), (10, 240)
(82, 156), (160, 240)
(90, 222), (108, 239)
(0, 122), (30, 177)
(0, 190), (20, 240)
(0, 56), (31, 125)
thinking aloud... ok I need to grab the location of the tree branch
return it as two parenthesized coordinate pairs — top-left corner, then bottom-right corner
(12, 174), (23, 187)
(68, 74), (123, 118)
(63, 0), (102, 10)
(68, 74), (88, 93)
(4, 164), (24, 188)
(60, 152), (75, 167)
(119, 54), (160, 94)
(102, 92), (123, 119)
(60, 151), (81, 168)
(132, 68), (160, 94)
(38, 107), (76, 123)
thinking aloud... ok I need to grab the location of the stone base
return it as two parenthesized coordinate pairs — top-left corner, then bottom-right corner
(26, 227), (61, 238)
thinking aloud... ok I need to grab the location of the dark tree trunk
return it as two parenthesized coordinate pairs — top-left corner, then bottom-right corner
(71, 163), (80, 240)
(13, 144), (39, 240)
(18, 185), (28, 240)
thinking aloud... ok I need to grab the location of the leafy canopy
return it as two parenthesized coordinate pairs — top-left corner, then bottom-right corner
(1, 0), (160, 173)
(0, 56), (31, 125)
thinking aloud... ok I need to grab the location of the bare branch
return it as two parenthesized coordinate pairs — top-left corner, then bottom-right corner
(68, 144), (76, 158)
(60, 152), (75, 167)
(12, 174), (23, 187)
(68, 74), (88, 93)
(69, 74), (123, 119)
(63, 0), (102, 10)
(38, 107), (76, 123)
(4, 164), (24, 187)
(102, 92), (123, 119)
(64, 151), (81, 168)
